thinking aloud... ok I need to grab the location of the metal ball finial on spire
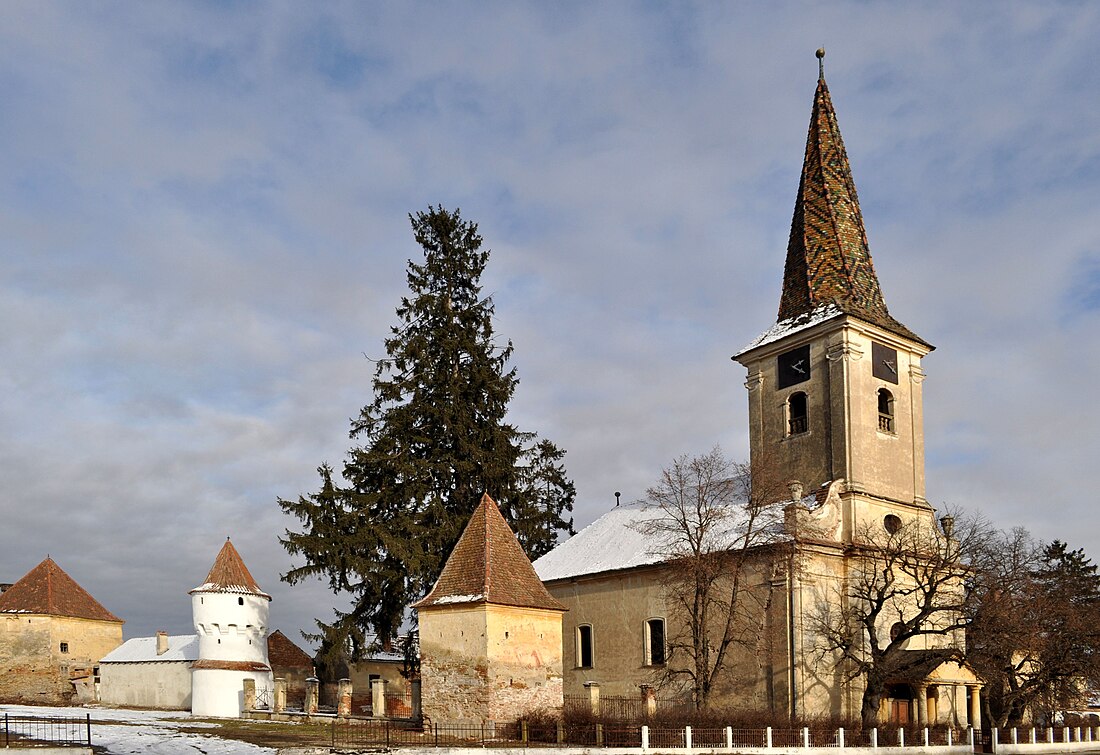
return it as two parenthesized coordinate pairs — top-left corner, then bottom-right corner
(816, 47), (825, 80)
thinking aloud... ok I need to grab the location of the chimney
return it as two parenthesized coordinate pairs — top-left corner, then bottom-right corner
(156, 631), (169, 656)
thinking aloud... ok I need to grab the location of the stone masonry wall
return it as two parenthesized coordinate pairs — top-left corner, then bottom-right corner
(420, 604), (563, 725)
(0, 614), (122, 704)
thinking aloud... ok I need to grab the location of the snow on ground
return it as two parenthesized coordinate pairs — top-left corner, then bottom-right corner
(0, 704), (275, 755)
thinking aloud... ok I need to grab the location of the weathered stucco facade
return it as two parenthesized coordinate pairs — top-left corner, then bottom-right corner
(0, 559), (123, 704)
(417, 495), (565, 724)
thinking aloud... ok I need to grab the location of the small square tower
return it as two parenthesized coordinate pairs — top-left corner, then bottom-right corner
(415, 494), (565, 725)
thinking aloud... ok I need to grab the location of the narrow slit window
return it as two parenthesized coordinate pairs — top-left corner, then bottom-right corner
(878, 388), (895, 433)
(577, 625), (593, 668)
(788, 392), (808, 435)
(645, 618), (666, 666)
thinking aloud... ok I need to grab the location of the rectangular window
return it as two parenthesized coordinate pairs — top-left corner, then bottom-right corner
(59, 642), (69, 654)
(646, 619), (666, 665)
(577, 625), (593, 668)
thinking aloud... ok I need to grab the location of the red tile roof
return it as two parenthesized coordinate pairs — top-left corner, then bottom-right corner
(415, 494), (565, 612)
(0, 557), (122, 623)
(267, 629), (313, 670)
(778, 64), (929, 348)
(189, 538), (271, 599)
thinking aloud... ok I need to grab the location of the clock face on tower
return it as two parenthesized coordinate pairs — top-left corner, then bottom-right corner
(872, 342), (899, 384)
(777, 344), (811, 389)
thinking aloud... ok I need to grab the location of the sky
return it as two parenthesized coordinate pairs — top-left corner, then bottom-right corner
(1, 2), (1098, 649)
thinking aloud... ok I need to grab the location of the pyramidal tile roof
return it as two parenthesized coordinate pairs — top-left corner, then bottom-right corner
(0, 557), (122, 622)
(189, 538), (271, 599)
(777, 57), (929, 349)
(415, 494), (565, 612)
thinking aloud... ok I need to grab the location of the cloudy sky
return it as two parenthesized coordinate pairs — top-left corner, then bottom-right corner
(1, 3), (1098, 647)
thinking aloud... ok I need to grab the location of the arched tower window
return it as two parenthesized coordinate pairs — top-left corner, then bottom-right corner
(576, 624), (593, 669)
(877, 388), (894, 433)
(787, 392), (808, 436)
(645, 618), (666, 666)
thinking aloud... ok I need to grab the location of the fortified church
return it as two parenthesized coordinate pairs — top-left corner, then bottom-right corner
(525, 57), (983, 725)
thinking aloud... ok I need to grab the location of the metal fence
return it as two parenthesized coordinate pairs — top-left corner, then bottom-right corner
(3, 713), (91, 748)
(328, 719), (980, 750)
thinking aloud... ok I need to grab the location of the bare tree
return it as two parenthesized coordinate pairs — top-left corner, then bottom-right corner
(635, 447), (786, 711)
(969, 534), (1100, 727)
(812, 509), (987, 729)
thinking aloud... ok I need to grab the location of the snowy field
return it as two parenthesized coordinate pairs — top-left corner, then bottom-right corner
(0, 704), (276, 754)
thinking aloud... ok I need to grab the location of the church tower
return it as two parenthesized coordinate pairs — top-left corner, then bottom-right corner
(735, 53), (934, 542)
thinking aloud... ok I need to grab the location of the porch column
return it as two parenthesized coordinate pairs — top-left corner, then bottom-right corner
(916, 684), (928, 728)
(955, 685), (968, 727)
(968, 685), (982, 731)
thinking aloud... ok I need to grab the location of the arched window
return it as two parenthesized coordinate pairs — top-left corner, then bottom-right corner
(878, 388), (894, 433)
(788, 392), (808, 435)
(576, 625), (593, 669)
(645, 618), (666, 666)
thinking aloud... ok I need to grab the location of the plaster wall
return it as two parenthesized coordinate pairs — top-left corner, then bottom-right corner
(420, 603), (563, 724)
(98, 661), (192, 709)
(548, 556), (790, 716)
(191, 668), (272, 718)
(0, 614), (121, 704)
(740, 318), (930, 515)
(192, 592), (269, 664)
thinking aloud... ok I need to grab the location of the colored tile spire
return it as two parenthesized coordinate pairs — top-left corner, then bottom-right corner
(415, 493), (565, 611)
(777, 50), (927, 347)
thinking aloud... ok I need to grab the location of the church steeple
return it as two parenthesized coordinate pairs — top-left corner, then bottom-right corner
(778, 50), (927, 348)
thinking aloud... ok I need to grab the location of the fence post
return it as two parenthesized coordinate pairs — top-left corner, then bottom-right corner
(1030, 727), (1036, 744)
(331, 717), (335, 748)
(686, 725), (692, 750)
(726, 726), (733, 749)
(924, 728), (929, 747)
(522, 720), (528, 743)
(1076, 727), (1082, 742)
(803, 727), (810, 748)
(766, 726), (773, 748)
(837, 727), (845, 748)
(947, 728), (953, 747)
(557, 721), (564, 744)
(386, 718), (391, 747)
(86, 714), (92, 746)
(1012, 727), (1018, 745)
(1048, 727), (1055, 744)
(871, 727), (877, 749)
(434, 722), (439, 747)
(968, 727), (974, 748)
(1065, 727), (1071, 744)
(642, 724), (649, 751)
(596, 723), (603, 747)
(992, 728), (999, 751)
(898, 728), (904, 748)
(4, 713), (8, 748)
(585, 681), (601, 717)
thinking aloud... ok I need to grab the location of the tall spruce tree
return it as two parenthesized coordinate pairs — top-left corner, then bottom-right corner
(280, 206), (575, 658)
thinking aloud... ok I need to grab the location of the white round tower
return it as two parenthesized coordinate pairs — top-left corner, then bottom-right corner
(190, 538), (274, 717)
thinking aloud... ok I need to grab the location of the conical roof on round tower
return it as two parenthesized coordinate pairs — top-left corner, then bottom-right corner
(414, 493), (565, 612)
(189, 538), (271, 600)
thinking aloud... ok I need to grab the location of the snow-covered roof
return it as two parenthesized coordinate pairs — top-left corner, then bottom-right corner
(100, 634), (199, 664)
(533, 501), (767, 583)
(736, 303), (842, 356)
